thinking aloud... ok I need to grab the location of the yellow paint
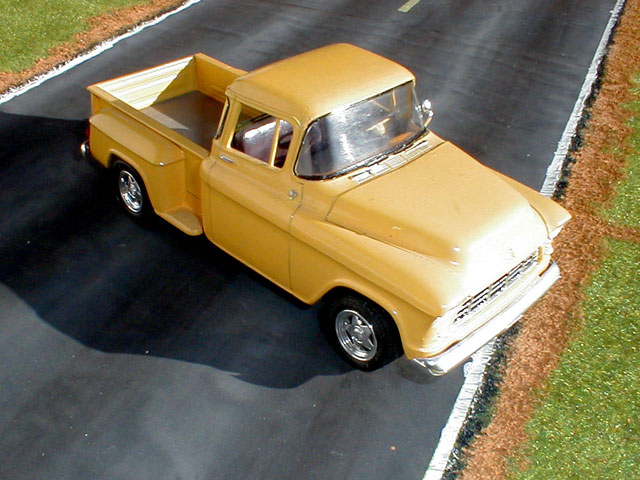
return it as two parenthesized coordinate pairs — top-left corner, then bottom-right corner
(87, 44), (570, 361)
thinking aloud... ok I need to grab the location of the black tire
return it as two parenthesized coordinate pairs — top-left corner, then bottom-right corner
(321, 293), (402, 371)
(113, 161), (152, 221)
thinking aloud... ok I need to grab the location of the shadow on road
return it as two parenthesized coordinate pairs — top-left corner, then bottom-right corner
(0, 111), (352, 388)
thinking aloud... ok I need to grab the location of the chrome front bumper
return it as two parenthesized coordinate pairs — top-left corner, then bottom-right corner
(412, 261), (560, 376)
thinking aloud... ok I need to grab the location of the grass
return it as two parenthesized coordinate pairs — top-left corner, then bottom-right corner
(506, 87), (640, 480)
(605, 78), (640, 229)
(508, 240), (640, 479)
(0, 0), (155, 72)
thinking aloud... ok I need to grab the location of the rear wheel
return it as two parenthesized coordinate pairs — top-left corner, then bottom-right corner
(113, 161), (152, 220)
(322, 293), (402, 371)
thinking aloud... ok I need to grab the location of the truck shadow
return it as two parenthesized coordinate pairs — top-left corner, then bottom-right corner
(0, 111), (352, 388)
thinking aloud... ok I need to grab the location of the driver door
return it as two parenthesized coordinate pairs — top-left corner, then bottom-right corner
(204, 101), (301, 291)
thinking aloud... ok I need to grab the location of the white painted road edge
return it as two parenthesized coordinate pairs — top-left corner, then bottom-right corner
(423, 1), (626, 478)
(540, 0), (627, 196)
(0, 0), (202, 106)
(0, 0), (627, 477)
(422, 341), (495, 480)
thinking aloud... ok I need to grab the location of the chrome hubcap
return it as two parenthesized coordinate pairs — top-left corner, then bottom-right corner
(118, 171), (143, 213)
(335, 309), (377, 361)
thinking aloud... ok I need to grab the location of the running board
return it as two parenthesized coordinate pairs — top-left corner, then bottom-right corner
(156, 207), (203, 236)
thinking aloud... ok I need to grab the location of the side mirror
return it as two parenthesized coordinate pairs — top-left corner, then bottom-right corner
(421, 99), (434, 128)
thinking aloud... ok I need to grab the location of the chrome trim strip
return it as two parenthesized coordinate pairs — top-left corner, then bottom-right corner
(413, 261), (560, 376)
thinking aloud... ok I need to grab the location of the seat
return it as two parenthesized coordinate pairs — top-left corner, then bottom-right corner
(232, 116), (277, 163)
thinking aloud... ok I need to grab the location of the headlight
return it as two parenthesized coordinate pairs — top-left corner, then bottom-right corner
(430, 302), (463, 339)
(542, 240), (554, 256)
(548, 222), (567, 240)
(431, 310), (454, 337)
(544, 222), (567, 255)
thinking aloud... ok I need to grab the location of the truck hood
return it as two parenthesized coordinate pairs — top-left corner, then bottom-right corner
(326, 141), (549, 290)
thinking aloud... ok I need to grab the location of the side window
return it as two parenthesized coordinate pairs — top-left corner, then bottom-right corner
(230, 104), (293, 168)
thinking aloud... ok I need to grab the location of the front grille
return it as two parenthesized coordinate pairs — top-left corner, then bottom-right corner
(453, 250), (539, 325)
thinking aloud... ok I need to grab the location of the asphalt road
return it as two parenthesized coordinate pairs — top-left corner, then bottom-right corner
(0, 1), (617, 479)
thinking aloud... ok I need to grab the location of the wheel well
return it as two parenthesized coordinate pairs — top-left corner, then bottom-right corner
(321, 287), (395, 323)
(319, 286), (404, 369)
(321, 286), (361, 306)
(108, 153), (124, 169)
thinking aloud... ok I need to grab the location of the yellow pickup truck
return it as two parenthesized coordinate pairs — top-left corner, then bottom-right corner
(83, 43), (570, 375)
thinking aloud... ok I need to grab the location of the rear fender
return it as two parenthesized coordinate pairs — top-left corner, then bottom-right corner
(89, 108), (186, 212)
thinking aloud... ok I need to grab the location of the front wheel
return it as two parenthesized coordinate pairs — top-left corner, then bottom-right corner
(321, 294), (402, 371)
(113, 161), (152, 220)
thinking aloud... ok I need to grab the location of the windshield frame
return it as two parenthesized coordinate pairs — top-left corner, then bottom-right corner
(294, 82), (426, 181)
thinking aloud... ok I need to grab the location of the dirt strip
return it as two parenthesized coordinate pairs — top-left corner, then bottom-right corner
(0, 0), (189, 94)
(460, 0), (640, 478)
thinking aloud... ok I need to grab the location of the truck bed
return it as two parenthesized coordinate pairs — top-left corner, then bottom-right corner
(89, 53), (244, 151)
(141, 91), (224, 149)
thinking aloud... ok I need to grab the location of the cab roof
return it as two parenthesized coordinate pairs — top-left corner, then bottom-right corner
(227, 43), (415, 125)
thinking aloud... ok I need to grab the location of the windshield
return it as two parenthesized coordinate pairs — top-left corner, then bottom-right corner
(295, 83), (425, 179)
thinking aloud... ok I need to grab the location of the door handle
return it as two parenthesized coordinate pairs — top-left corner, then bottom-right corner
(288, 190), (298, 200)
(220, 154), (234, 164)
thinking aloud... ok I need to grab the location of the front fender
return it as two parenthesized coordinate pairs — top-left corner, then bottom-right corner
(289, 211), (468, 357)
(291, 215), (461, 315)
(494, 171), (571, 235)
